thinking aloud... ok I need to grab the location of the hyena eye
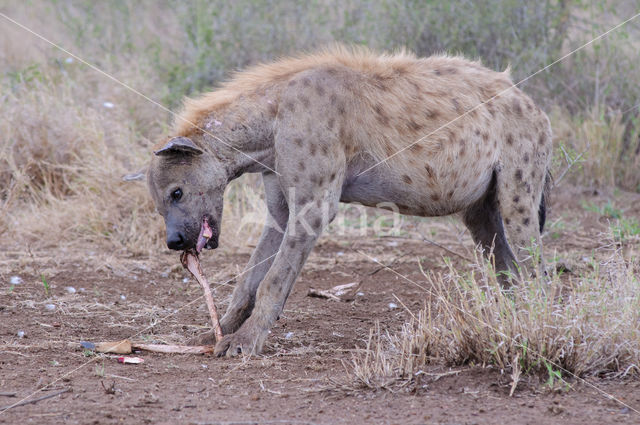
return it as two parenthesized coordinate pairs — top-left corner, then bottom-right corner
(171, 188), (183, 201)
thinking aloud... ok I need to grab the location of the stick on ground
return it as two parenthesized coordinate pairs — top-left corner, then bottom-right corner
(0, 388), (71, 411)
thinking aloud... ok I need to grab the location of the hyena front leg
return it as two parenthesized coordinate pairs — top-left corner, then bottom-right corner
(214, 165), (344, 357)
(189, 173), (288, 345)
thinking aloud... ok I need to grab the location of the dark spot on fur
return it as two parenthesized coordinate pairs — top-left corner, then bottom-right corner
(426, 109), (439, 120)
(288, 80), (297, 87)
(408, 119), (424, 132)
(523, 153), (529, 163)
(424, 164), (435, 178)
(523, 217), (530, 226)
(431, 193), (440, 202)
(505, 217), (511, 225)
(293, 176), (299, 183)
(410, 144), (424, 152)
(452, 98), (462, 113)
(434, 69), (442, 76)
(298, 161), (305, 171)
(517, 206), (526, 214)
(313, 217), (322, 229)
(374, 104), (389, 126)
(538, 133), (546, 145)
(515, 169), (523, 181)
(285, 101), (295, 112)
(268, 102), (278, 117)
(300, 95), (310, 108)
(513, 195), (520, 203)
(315, 84), (325, 96)
(302, 78), (311, 87)
(330, 172), (336, 181)
(328, 117), (335, 130)
(482, 132), (489, 142)
(447, 189), (454, 199)
(309, 143), (317, 156)
(513, 98), (522, 116)
(402, 175), (413, 185)
(330, 94), (337, 105)
(475, 129), (481, 136)
(337, 102), (346, 115)
(507, 133), (514, 145)
(321, 145), (329, 156)
(294, 138), (303, 147)
(288, 239), (297, 248)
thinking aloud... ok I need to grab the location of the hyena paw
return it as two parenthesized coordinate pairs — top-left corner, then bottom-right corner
(214, 323), (268, 358)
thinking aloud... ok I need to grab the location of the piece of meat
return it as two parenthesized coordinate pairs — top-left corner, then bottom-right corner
(180, 249), (224, 342)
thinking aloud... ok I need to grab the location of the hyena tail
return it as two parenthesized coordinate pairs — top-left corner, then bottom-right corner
(538, 171), (552, 233)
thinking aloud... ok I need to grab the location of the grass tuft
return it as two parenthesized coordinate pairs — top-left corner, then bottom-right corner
(350, 244), (640, 391)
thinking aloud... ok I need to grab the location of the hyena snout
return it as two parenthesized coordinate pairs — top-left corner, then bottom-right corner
(166, 227), (187, 250)
(165, 214), (220, 251)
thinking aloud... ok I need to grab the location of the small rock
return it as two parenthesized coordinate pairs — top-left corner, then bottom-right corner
(17, 330), (25, 338)
(285, 332), (294, 340)
(201, 364), (208, 369)
(182, 277), (189, 283)
(44, 304), (56, 311)
(386, 241), (398, 247)
(120, 295), (126, 301)
(103, 102), (115, 109)
(65, 57), (74, 63)
(388, 302), (398, 310)
(336, 251), (344, 256)
(65, 286), (76, 294)
(356, 292), (365, 297)
(10, 276), (23, 285)
(161, 272), (169, 278)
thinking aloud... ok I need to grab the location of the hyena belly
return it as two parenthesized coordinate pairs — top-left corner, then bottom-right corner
(341, 136), (498, 217)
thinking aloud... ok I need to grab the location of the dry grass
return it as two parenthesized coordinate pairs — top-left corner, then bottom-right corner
(350, 242), (640, 390)
(551, 107), (640, 191)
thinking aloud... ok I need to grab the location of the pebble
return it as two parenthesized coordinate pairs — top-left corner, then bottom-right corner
(103, 102), (114, 109)
(388, 302), (398, 310)
(10, 276), (23, 285)
(65, 57), (73, 63)
(182, 277), (189, 283)
(17, 331), (25, 338)
(65, 286), (76, 294)
(45, 304), (56, 311)
(285, 332), (294, 340)
(120, 295), (126, 301)
(356, 292), (365, 297)
(386, 241), (399, 247)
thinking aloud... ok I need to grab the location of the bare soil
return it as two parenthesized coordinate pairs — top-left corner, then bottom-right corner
(1, 186), (639, 425)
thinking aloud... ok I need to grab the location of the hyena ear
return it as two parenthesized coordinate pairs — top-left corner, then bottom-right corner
(154, 137), (203, 156)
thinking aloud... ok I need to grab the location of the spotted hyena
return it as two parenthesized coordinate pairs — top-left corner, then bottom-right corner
(147, 47), (552, 357)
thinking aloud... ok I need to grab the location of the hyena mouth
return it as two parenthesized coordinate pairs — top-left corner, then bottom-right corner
(196, 216), (214, 253)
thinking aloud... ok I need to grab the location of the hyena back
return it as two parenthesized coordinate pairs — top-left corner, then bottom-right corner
(148, 47), (552, 357)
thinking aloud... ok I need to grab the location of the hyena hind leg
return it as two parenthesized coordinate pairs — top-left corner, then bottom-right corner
(462, 172), (519, 283)
(496, 169), (547, 279)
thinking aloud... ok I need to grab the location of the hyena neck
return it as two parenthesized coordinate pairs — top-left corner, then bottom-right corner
(199, 95), (277, 181)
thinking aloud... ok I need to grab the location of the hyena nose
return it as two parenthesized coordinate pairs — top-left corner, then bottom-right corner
(166, 231), (186, 250)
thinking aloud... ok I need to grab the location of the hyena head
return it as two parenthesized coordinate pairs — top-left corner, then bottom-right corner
(147, 136), (226, 251)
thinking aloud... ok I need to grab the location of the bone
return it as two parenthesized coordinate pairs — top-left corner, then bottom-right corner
(80, 339), (214, 354)
(181, 249), (224, 342)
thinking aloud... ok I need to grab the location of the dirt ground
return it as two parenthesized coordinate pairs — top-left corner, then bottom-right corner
(1, 186), (639, 425)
